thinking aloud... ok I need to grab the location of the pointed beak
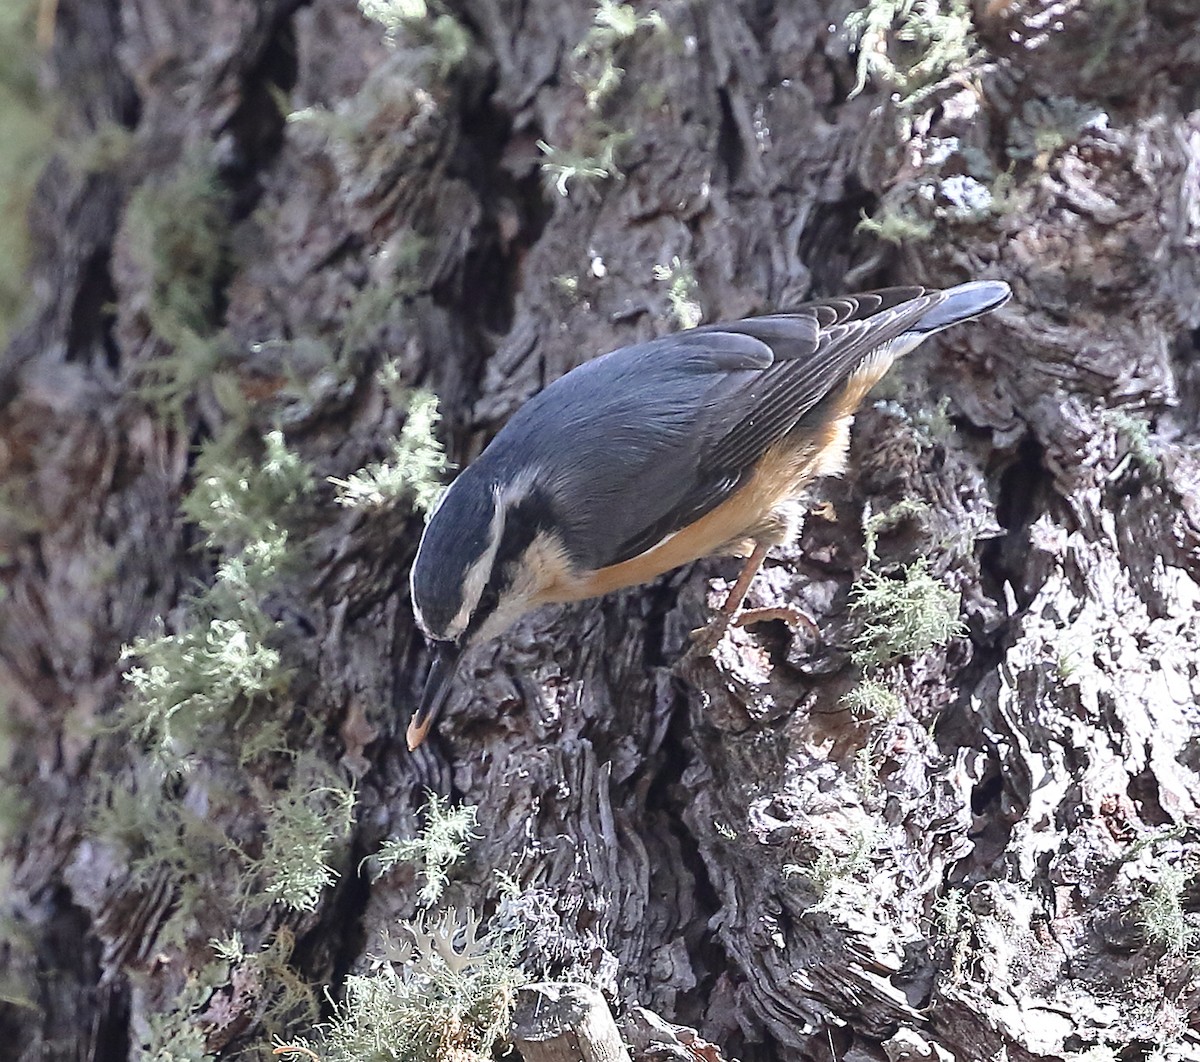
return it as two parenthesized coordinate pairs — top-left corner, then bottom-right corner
(407, 640), (464, 751)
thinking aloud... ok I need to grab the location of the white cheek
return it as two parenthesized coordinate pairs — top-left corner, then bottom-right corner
(471, 598), (529, 645)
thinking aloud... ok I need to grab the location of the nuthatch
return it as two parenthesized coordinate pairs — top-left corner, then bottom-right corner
(407, 281), (1010, 748)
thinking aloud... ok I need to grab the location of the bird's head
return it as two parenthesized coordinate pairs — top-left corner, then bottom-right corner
(407, 467), (567, 748)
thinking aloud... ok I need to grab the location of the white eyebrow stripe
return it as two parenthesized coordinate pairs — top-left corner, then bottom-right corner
(445, 489), (505, 639)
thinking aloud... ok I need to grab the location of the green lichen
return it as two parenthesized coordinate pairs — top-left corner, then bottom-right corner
(285, 802), (523, 1062)
(857, 204), (935, 245)
(183, 430), (313, 558)
(538, 131), (630, 197)
(841, 677), (903, 720)
(371, 793), (479, 906)
(849, 558), (964, 669)
(572, 1), (665, 110)
(121, 607), (288, 773)
(784, 823), (885, 919)
(1102, 408), (1161, 478)
(1140, 863), (1194, 955)
(844, 0), (979, 104)
(329, 391), (451, 515)
(121, 431), (314, 773)
(652, 255), (702, 329)
(259, 762), (357, 912)
(358, 0), (470, 78)
(280, 907), (523, 1062)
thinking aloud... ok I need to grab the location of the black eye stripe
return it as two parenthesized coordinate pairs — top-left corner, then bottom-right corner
(464, 487), (553, 638)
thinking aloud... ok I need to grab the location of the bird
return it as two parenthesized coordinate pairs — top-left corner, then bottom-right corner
(406, 280), (1010, 749)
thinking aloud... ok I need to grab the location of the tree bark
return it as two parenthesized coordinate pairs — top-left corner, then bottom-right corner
(2, 1), (1199, 1061)
(513, 982), (631, 1062)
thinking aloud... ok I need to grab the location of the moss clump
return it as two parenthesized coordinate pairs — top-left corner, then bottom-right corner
(0, 1), (54, 343)
(849, 558), (965, 669)
(844, 0), (979, 104)
(281, 908), (522, 1062)
(125, 156), (232, 413)
(127, 157), (229, 341)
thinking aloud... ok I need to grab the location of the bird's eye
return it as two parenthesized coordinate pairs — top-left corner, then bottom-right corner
(477, 584), (499, 617)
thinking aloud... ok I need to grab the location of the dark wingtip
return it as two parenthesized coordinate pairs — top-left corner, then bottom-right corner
(913, 280), (1011, 334)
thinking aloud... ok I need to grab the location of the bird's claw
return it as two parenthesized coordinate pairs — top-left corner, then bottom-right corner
(688, 615), (731, 656)
(732, 606), (820, 639)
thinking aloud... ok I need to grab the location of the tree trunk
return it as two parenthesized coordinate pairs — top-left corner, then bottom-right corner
(2, 1), (1199, 1060)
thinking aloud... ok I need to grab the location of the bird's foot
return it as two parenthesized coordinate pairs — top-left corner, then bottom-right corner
(685, 605), (819, 662)
(687, 613), (733, 657)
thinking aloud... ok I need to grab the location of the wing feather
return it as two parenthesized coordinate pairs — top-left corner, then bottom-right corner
(596, 287), (943, 567)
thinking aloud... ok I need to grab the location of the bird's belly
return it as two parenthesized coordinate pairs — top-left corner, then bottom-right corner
(548, 412), (855, 603)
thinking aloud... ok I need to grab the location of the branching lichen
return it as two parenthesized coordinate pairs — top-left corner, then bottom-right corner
(538, 131), (630, 197)
(283, 801), (522, 1062)
(371, 793), (479, 905)
(856, 203), (935, 244)
(572, 1), (665, 110)
(259, 762), (357, 912)
(1102, 408), (1162, 478)
(358, 0), (470, 78)
(841, 677), (903, 720)
(849, 558), (964, 669)
(121, 609), (288, 773)
(121, 431), (315, 772)
(652, 256), (702, 329)
(280, 907), (522, 1062)
(330, 391), (450, 515)
(784, 823), (885, 919)
(845, 0), (979, 104)
(1139, 864), (1194, 955)
(183, 430), (313, 561)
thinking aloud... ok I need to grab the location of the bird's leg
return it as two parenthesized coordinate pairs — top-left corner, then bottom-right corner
(687, 542), (821, 656)
(688, 541), (771, 653)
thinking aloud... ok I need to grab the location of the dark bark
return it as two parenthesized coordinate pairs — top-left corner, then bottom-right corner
(2, 1), (1199, 1060)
